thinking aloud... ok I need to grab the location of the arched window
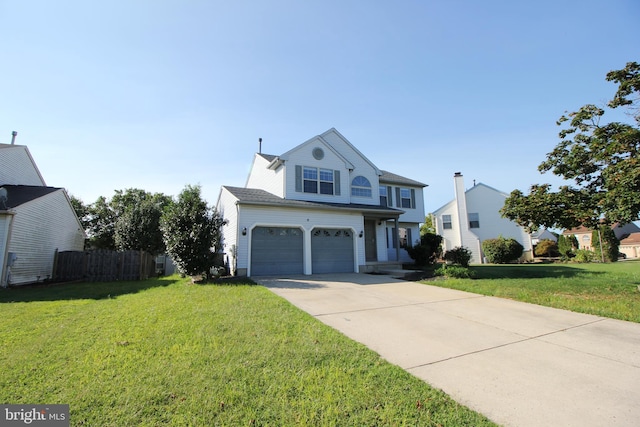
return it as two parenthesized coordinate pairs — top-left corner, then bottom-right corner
(351, 176), (372, 197)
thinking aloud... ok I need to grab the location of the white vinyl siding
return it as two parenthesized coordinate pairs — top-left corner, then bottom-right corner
(245, 154), (284, 197)
(0, 145), (46, 186)
(236, 204), (363, 275)
(7, 190), (85, 285)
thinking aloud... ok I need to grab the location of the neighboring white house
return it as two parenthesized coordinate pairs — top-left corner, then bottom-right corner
(216, 128), (427, 276)
(0, 143), (85, 286)
(531, 229), (557, 245)
(432, 172), (533, 264)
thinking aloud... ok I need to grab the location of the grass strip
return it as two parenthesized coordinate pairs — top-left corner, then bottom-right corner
(422, 261), (640, 323)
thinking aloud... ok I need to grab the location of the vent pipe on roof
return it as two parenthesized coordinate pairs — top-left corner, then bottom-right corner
(10, 131), (17, 145)
(258, 137), (262, 154)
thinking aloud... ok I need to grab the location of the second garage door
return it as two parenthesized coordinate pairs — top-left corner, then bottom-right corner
(251, 227), (304, 276)
(311, 228), (355, 274)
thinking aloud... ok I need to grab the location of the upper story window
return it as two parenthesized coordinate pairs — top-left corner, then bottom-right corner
(469, 212), (480, 228)
(351, 176), (372, 197)
(303, 166), (334, 195)
(395, 187), (416, 209)
(400, 188), (412, 208)
(296, 165), (341, 196)
(442, 214), (452, 229)
(379, 185), (391, 206)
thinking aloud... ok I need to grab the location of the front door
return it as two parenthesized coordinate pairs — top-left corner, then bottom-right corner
(364, 220), (377, 261)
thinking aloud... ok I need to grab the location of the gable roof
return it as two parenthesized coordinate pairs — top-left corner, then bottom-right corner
(379, 170), (427, 187)
(275, 131), (355, 170)
(620, 232), (640, 245)
(0, 185), (61, 209)
(223, 186), (404, 217)
(432, 182), (505, 214)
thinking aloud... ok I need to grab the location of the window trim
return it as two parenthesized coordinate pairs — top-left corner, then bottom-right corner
(442, 214), (452, 230)
(468, 212), (480, 229)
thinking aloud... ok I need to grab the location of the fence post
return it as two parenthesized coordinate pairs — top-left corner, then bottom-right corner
(52, 249), (59, 281)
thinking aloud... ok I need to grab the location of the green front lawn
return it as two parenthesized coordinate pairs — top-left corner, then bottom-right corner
(0, 277), (494, 426)
(423, 261), (640, 323)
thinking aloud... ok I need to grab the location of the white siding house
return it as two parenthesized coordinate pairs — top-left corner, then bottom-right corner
(433, 173), (533, 264)
(216, 128), (427, 276)
(1, 143), (85, 287)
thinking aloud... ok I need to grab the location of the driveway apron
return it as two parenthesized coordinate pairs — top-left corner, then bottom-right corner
(255, 273), (640, 427)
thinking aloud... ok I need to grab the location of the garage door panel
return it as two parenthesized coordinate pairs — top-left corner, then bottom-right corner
(312, 228), (354, 274)
(251, 227), (303, 276)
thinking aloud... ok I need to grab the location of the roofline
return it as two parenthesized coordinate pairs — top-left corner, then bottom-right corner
(235, 198), (404, 217)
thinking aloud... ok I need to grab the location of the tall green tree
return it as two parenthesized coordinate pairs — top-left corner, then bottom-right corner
(501, 61), (640, 231)
(86, 189), (171, 252)
(420, 215), (436, 236)
(114, 194), (173, 255)
(87, 195), (117, 249)
(591, 226), (619, 262)
(160, 185), (226, 278)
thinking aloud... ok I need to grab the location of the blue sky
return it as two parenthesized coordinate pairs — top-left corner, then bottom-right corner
(1, 1), (638, 217)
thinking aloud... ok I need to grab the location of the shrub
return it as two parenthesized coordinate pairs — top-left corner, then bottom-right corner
(434, 264), (476, 279)
(573, 249), (595, 263)
(557, 234), (578, 257)
(406, 233), (443, 266)
(482, 237), (524, 264)
(534, 239), (560, 257)
(443, 246), (472, 267)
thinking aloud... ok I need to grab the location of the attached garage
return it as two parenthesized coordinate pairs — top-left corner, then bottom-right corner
(311, 228), (355, 274)
(251, 226), (303, 276)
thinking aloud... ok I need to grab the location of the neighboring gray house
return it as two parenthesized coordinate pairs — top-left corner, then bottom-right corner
(216, 128), (427, 276)
(0, 143), (85, 286)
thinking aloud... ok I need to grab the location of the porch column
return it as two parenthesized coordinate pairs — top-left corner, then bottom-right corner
(394, 217), (400, 262)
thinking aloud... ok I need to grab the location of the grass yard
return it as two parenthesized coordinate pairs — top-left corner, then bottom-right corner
(424, 261), (640, 323)
(0, 276), (494, 426)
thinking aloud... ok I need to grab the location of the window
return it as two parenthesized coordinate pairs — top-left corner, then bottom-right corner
(469, 213), (480, 228)
(400, 188), (412, 208)
(319, 169), (334, 195)
(296, 165), (340, 195)
(302, 167), (335, 194)
(389, 227), (412, 249)
(395, 187), (415, 209)
(443, 215), (452, 230)
(351, 176), (372, 197)
(379, 185), (389, 206)
(303, 167), (318, 193)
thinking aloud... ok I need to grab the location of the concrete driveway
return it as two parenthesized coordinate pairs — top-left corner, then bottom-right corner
(255, 273), (640, 427)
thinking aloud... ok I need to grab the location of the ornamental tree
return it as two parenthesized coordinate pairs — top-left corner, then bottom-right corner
(501, 61), (640, 231)
(160, 185), (226, 278)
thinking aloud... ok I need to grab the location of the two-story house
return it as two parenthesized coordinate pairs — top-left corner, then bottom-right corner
(216, 128), (427, 276)
(432, 172), (533, 264)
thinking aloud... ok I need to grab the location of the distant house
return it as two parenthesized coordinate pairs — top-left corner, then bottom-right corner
(531, 229), (557, 245)
(432, 173), (533, 264)
(562, 223), (640, 251)
(619, 232), (640, 259)
(216, 128), (426, 276)
(0, 143), (85, 286)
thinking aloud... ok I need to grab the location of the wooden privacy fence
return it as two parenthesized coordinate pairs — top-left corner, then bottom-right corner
(53, 249), (156, 282)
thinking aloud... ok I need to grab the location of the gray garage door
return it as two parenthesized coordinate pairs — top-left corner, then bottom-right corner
(311, 228), (354, 274)
(251, 227), (303, 276)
